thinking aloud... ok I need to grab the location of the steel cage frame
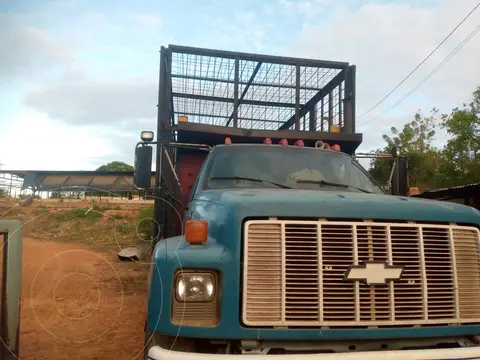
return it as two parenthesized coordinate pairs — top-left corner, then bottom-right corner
(158, 44), (356, 135)
(152, 45), (358, 242)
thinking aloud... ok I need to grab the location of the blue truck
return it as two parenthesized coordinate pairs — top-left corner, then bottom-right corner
(134, 45), (480, 359)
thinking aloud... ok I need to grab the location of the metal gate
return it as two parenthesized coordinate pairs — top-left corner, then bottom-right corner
(0, 220), (22, 360)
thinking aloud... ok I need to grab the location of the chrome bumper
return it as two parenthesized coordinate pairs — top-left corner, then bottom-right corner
(148, 345), (480, 360)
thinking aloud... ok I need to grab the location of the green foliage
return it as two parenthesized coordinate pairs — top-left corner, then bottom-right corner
(438, 87), (480, 186)
(87, 161), (136, 198)
(116, 223), (136, 235)
(0, 188), (7, 198)
(137, 205), (154, 237)
(96, 161), (134, 172)
(369, 110), (442, 189)
(55, 208), (102, 221)
(35, 208), (50, 215)
(369, 87), (480, 191)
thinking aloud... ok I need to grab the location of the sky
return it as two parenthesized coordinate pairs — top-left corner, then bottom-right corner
(0, 0), (479, 171)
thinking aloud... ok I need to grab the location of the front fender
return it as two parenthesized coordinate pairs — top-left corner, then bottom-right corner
(146, 235), (233, 333)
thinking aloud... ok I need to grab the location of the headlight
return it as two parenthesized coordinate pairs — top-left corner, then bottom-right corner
(175, 272), (215, 302)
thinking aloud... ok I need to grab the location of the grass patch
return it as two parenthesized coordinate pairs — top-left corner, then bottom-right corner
(136, 206), (154, 236)
(55, 208), (102, 221)
(116, 223), (136, 235)
(91, 204), (123, 211)
(35, 208), (50, 215)
(110, 214), (123, 220)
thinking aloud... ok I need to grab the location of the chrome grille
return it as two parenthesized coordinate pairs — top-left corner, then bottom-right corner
(243, 223), (282, 323)
(390, 226), (423, 320)
(242, 220), (480, 327)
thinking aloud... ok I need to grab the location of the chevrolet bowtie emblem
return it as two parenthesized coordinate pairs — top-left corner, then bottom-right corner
(344, 262), (404, 285)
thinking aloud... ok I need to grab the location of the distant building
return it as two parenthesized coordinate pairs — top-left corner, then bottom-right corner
(412, 183), (480, 210)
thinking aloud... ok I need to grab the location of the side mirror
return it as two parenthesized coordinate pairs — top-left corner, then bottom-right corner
(134, 145), (153, 189)
(391, 157), (408, 196)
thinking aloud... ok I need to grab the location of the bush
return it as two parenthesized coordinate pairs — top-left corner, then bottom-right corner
(137, 206), (154, 236)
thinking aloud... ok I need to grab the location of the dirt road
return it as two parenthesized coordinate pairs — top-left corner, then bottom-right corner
(19, 237), (148, 360)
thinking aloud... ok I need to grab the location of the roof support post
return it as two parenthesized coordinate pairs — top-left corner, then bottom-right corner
(232, 57), (240, 128)
(295, 63), (301, 130)
(153, 47), (168, 244)
(226, 62), (262, 127)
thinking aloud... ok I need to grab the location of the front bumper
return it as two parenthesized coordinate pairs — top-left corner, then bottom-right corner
(148, 345), (480, 360)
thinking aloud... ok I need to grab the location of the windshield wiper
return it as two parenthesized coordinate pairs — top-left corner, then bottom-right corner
(210, 176), (292, 189)
(295, 179), (373, 194)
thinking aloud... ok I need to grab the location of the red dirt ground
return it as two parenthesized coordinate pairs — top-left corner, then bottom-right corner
(19, 237), (149, 360)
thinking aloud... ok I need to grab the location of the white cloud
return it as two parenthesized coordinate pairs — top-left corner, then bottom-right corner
(135, 13), (162, 28)
(292, 0), (480, 121)
(25, 73), (157, 125)
(0, 110), (113, 170)
(0, 13), (74, 84)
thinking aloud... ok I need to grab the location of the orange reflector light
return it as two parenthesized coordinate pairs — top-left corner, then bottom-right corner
(264, 137), (272, 144)
(185, 220), (208, 244)
(178, 115), (189, 123)
(224, 137), (232, 145)
(295, 140), (304, 146)
(331, 144), (341, 152)
(408, 187), (420, 196)
(279, 139), (288, 145)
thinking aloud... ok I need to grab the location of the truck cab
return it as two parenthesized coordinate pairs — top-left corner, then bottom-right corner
(135, 45), (480, 359)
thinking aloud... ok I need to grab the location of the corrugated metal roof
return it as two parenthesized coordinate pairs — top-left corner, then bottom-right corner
(418, 182), (480, 194)
(413, 182), (480, 200)
(0, 170), (155, 192)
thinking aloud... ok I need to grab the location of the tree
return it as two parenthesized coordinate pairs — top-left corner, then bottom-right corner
(369, 110), (442, 190)
(90, 161), (136, 199)
(438, 87), (480, 185)
(96, 161), (134, 172)
(0, 188), (7, 198)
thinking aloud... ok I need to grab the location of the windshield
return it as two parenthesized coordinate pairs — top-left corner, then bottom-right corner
(204, 146), (384, 194)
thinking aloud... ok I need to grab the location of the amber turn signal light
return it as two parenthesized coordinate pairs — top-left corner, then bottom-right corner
(185, 220), (208, 244)
(408, 187), (420, 196)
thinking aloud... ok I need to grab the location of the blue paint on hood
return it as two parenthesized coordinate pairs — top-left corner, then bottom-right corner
(194, 188), (480, 225)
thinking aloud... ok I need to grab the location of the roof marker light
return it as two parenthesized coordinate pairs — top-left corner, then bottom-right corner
(263, 137), (272, 145)
(279, 139), (288, 146)
(225, 137), (232, 145)
(295, 140), (304, 147)
(331, 144), (341, 152)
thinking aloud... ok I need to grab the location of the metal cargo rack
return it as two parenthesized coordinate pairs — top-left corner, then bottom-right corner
(153, 45), (363, 240)
(157, 44), (362, 153)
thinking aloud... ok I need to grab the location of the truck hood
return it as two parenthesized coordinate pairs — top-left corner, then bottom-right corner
(196, 188), (480, 224)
